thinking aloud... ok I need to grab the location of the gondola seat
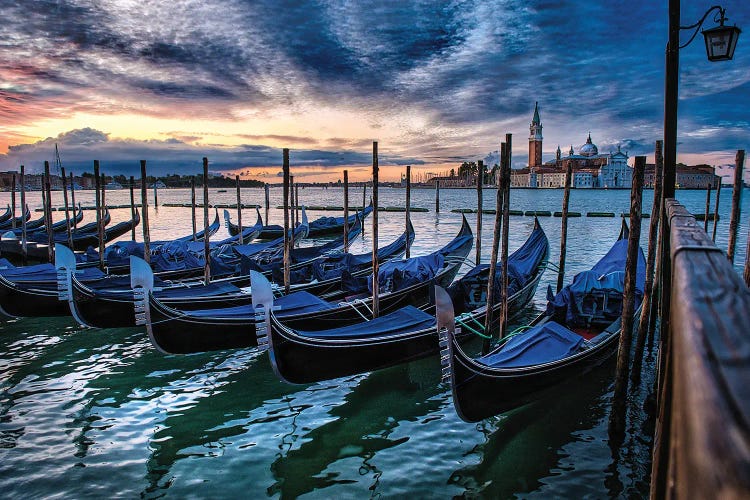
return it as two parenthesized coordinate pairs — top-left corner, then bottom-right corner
(476, 322), (585, 369)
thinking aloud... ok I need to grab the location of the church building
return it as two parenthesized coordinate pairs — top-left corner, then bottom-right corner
(511, 102), (633, 188)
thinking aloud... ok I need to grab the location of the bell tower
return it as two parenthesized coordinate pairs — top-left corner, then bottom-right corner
(529, 101), (543, 167)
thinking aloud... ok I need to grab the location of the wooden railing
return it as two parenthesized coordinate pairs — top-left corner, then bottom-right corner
(651, 199), (750, 498)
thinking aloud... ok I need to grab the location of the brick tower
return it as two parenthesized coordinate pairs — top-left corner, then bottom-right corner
(529, 101), (543, 167)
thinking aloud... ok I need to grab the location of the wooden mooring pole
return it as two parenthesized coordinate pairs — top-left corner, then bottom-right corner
(129, 176), (137, 240)
(153, 182), (158, 208)
(704, 182), (712, 232)
(648, 141), (664, 347)
(295, 183), (300, 234)
(475, 160), (483, 264)
(140, 161), (151, 264)
(43, 161), (54, 263)
(727, 149), (745, 264)
(633, 145), (664, 381)
(191, 177), (197, 241)
(343, 170), (349, 252)
(283, 149), (290, 294)
(10, 174), (16, 229)
(69, 172), (77, 230)
(405, 165), (411, 259)
(435, 180), (440, 213)
(499, 144), (512, 339)
(60, 167), (73, 249)
(236, 175), (243, 245)
(745, 228), (750, 287)
(99, 173), (106, 262)
(712, 181), (721, 242)
(372, 141), (380, 319)
(557, 160), (573, 293)
(264, 184), (270, 226)
(202, 157), (210, 284)
(290, 175), (295, 230)
(483, 142), (506, 354)
(93, 161), (103, 268)
(20, 165), (27, 263)
(609, 155), (645, 440)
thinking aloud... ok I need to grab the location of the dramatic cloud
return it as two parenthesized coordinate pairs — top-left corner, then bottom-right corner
(1, 0), (748, 179)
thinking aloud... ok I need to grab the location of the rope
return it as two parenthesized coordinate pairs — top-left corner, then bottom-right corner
(456, 314), (492, 339)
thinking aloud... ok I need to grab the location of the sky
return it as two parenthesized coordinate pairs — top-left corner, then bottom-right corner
(1, 0), (749, 182)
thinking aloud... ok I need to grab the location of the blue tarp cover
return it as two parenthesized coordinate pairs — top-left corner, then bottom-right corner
(448, 224), (547, 314)
(478, 321), (584, 368)
(297, 305), (435, 339)
(546, 238), (646, 327)
(1, 263), (106, 282)
(368, 253), (444, 293)
(183, 290), (334, 320)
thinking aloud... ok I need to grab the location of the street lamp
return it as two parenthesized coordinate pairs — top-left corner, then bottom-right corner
(701, 8), (741, 61)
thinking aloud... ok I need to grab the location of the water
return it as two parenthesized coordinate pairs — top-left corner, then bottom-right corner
(0, 186), (747, 498)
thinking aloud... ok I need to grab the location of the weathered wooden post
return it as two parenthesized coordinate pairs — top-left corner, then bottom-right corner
(704, 182), (712, 231)
(343, 170), (349, 252)
(11, 174), (16, 229)
(632, 148), (664, 382)
(283, 149), (291, 294)
(140, 161), (151, 264)
(744, 228), (750, 287)
(558, 160), (573, 293)
(264, 183), (270, 226)
(60, 167), (73, 249)
(20, 165), (27, 263)
(475, 160), (483, 264)
(405, 165), (411, 259)
(290, 175), (295, 230)
(372, 141), (380, 319)
(93, 160), (103, 267)
(712, 181), (721, 242)
(236, 175), (243, 244)
(295, 183), (300, 236)
(435, 179), (440, 213)
(99, 173), (106, 261)
(191, 176), (197, 241)
(499, 140), (512, 339)
(609, 155), (645, 440)
(648, 140), (664, 345)
(69, 172), (77, 230)
(43, 161), (54, 262)
(483, 142), (507, 354)
(727, 149), (745, 264)
(129, 176), (136, 240)
(362, 182), (367, 212)
(202, 157), (210, 284)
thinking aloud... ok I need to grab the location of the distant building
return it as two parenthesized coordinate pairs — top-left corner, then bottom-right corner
(644, 163), (720, 189)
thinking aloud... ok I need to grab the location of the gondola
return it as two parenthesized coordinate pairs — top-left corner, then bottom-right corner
(237, 204), (373, 239)
(132, 218), (414, 354)
(254, 219), (548, 384)
(0, 205), (32, 230)
(0, 205), (12, 224)
(436, 220), (646, 422)
(55, 211), (314, 327)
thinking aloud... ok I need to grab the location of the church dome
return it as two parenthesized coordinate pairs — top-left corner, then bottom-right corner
(579, 133), (598, 157)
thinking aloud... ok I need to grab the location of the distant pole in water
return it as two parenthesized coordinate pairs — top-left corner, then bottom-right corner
(435, 179), (440, 213)
(557, 160), (573, 293)
(475, 160), (483, 265)
(94, 160), (103, 268)
(343, 170), (349, 252)
(712, 180), (721, 242)
(633, 144), (663, 378)
(290, 175), (295, 230)
(202, 157), (211, 285)
(10, 174), (16, 229)
(499, 135), (512, 339)
(283, 148), (291, 294)
(726, 149), (745, 264)
(609, 155), (645, 441)
(236, 175), (243, 245)
(483, 142), (506, 354)
(295, 183), (300, 238)
(153, 182), (158, 209)
(140, 160), (151, 264)
(371, 141), (380, 319)
(43, 161), (54, 263)
(60, 167), (73, 249)
(20, 165), (27, 264)
(405, 165), (411, 259)
(704, 182), (712, 232)
(362, 182), (367, 235)
(191, 177), (197, 241)
(264, 183), (270, 226)
(69, 172), (77, 230)
(744, 226), (750, 287)
(99, 173), (106, 263)
(129, 176), (136, 240)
